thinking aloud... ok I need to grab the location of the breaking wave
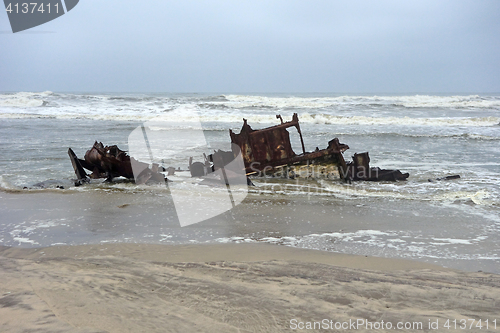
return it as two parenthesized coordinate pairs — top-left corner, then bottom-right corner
(222, 94), (500, 109)
(297, 114), (500, 127)
(210, 231), (499, 262)
(0, 91), (52, 107)
(1, 110), (498, 128)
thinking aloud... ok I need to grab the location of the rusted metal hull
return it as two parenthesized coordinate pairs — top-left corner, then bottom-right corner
(68, 141), (165, 185)
(343, 152), (409, 181)
(69, 115), (409, 185)
(229, 113), (350, 178)
(83, 142), (135, 179)
(229, 114), (409, 182)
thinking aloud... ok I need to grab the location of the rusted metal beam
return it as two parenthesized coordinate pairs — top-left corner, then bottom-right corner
(230, 114), (349, 176)
(68, 141), (166, 184)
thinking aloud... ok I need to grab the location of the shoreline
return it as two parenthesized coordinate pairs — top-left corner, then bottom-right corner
(2, 189), (499, 275)
(0, 243), (449, 271)
(1, 243), (499, 332)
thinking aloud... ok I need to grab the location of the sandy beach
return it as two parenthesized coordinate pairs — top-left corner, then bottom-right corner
(1, 243), (498, 332)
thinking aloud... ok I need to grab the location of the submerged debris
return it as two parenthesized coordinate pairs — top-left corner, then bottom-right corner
(229, 113), (350, 179)
(428, 175), (461, 182)
(68, 141), (165, 185)
(344, 152), (409, 182)
(227, 113), (409, 182)
(68, 114), (409, 186)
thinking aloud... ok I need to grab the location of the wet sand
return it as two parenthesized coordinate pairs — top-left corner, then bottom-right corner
(1, 243), (499, 332)
(3, 190), (498, 274)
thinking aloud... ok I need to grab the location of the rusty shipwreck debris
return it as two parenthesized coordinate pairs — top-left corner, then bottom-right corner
(68, 114), (408, 186)
(68, 141), (165, 185)
(428, 175), (461, 182)
(187, 149), (252, 185)
(228, 113), (409, 181)
(343, 152), (409, 181)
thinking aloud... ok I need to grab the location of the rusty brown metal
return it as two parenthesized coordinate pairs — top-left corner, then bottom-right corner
(68, 141), (165, 184)
(70, 116), (409, 185)
(230, 113), (301, 167)
(343, 152), (409, 181)
(83, 141), (135, 179)
(228, 114), (408, 181)
(229, 113), (350, 177)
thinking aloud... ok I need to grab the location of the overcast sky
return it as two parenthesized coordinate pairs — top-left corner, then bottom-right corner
(1, 0), (499, 93)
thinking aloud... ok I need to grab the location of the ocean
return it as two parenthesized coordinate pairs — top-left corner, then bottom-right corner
(1, 92), (499, 273)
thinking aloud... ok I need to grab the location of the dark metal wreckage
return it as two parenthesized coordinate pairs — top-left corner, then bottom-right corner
(68, 114), (410, 185)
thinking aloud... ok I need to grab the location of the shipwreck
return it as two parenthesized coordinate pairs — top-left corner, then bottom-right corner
(68, 141), (165, 185)
(227, 113), (409, 182)
(68, 113), (409, 185)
